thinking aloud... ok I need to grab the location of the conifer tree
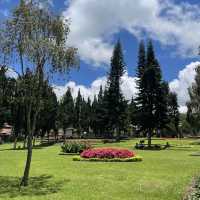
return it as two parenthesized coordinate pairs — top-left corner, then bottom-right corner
(155, 81), (170, 134)
(74, 89), (82, 136)
(168, 92), (180, 137)
(135, 40), (168, 146)
(58, 87), (74, 139)
(91, 95), (98, 136)
(80, 97), (91, 134)
(106, 40), (126, 139)
(128, 97), (137, 127)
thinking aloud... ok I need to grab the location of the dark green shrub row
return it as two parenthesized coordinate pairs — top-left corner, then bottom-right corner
(61, 141), (91, 154)
(190, 140), (200, 145)
(135, 141), (170, 150)
(102, 139), (117, 144)
(72, 155), (143, 162)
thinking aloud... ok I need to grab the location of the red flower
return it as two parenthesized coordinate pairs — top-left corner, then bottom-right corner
(80, 148), (135, 159)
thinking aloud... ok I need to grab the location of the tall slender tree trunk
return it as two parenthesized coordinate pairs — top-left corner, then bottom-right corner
(20, 106), (32, 187)
(54, 132), (57, 143)
(47, 132), (50, 143)
(33, 136), (36, 147)
(116, 126), (121, 142)
(63, 129), (66, 142)
(20, 100), (39, 187)
(147, 129), (152, 147)
(23, 135), (27, 149)
(13, 135), (18, 149)
(20, 131), (33, 186)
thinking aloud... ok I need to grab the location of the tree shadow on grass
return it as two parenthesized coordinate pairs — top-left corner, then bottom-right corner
(0, 144), (52, 152)
(0, 175), (69, 198)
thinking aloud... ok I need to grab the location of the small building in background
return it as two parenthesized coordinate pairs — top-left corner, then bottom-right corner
(0, 123), (12, 142)
(58, 127), (79, 139)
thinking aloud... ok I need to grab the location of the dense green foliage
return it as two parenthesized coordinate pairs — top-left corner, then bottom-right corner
(135, 40), (180, 146)
(61, 141), (91, 153)
(0, 66), (16, 126)
(105, 41), (127, 138)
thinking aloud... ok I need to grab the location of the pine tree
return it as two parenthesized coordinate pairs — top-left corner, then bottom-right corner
(136, 40), (146, 91)
(86, 97), (92, 132)
(155, 81), (170, 135)
(135, 40), (168, 146)
(106, 40), (126, 139)
(37, 81), (58, 142)
(168, 92), (180, 137)
(59, 88), (74, 138)
(74, 89), (82, 136)
(80, 97), (91, 134)
(95, 86), (110, 138)
(134, 41), (146, 135)
(128, 97), (137, 127)
(91, 95), (98, 136)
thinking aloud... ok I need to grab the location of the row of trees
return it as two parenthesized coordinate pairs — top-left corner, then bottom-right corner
(58, 40), (180, 144)
(1, 41), (181, 145)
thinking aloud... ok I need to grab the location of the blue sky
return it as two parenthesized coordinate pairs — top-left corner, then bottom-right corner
(1, 0), (200, 112)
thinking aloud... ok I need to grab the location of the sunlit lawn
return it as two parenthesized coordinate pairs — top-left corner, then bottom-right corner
(0, 138), (200, 200)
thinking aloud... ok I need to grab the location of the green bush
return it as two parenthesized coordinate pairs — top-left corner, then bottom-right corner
(190, 140), (200, 145)
(72, 156), (81, 161)
(135, 142), (170, 150)
(61, 141), (91, 154)
(72, 155), (143, 162)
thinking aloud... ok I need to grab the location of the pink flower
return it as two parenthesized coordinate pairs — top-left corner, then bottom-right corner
(80, 148), (135, 159)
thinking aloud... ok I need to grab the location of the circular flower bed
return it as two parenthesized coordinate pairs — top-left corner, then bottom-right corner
(73, 148), (142, 162)
(81, 148), (134, 159)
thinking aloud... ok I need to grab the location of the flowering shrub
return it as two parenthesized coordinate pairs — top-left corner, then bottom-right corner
(80, 148), (135, 159)
(61, 141), (92, 154)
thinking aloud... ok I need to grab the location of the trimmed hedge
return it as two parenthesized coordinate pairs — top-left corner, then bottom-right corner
(72, 155), (143, 162)
(135, 141), (170, 150)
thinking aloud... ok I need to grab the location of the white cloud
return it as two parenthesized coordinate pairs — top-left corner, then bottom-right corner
(0, 66), (18, 79)
(53, 71), (138, 101)
(169, 61), (200, 113)
(178, 106), (188, 114)
(63, 0), (200, 66)
(54, 61), (200, 113)
(5, 67), (18, 79)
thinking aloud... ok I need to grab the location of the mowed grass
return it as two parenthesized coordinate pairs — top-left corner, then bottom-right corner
(0, 139), (200, 200)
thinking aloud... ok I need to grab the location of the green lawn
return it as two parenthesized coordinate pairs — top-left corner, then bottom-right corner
(0, 139), (200, 200)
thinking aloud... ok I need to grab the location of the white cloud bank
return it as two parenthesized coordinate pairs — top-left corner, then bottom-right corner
(63, 0), (200, 65)
(169, 61), (200, 113)
(54, 62), (200, 113)
(54, 71), (138, 101)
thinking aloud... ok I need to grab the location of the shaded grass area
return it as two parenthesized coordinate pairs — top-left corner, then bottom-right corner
(0, 175), (66, 199)
(0, 139), (200, 200)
